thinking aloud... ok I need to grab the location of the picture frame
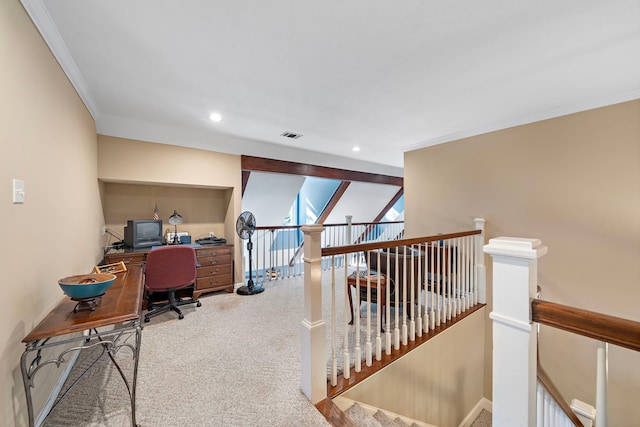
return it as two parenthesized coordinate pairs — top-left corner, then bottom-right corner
(93, 261), (127, 274)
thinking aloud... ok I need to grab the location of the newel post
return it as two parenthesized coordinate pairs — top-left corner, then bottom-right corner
(484, 237), (548, 427)
(301, 224), (326, 404)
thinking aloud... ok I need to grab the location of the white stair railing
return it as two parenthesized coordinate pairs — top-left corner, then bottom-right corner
(537, 383), (577, 427)
(301, 218), (485, 405)
(486, 236), (640, 427)
(248, 220), (405, 285)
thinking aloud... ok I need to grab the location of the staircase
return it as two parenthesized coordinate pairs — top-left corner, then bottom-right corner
(337, 398), (493, 427)
(343, 402), (431, 427)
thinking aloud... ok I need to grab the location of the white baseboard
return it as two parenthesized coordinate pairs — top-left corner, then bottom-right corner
(458, 397), (492, 427)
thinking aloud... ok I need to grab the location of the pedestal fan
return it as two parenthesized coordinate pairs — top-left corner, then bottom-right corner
(236, 211), (264, 295)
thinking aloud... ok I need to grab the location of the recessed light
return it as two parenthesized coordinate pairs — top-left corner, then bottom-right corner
(352, 146), (360, 152)
(209, 112), (223, 122)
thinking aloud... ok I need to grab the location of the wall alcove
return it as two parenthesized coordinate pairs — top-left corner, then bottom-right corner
(100, 181), (233, 244)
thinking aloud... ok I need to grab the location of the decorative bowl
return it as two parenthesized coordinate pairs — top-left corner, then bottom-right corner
(58, 273), (117, 299)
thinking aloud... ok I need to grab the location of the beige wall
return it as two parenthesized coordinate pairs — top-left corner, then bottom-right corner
(98, 135), (243, 282)
(404, 99), (640, 425)
(342, 308), (486, 427)
(102, 183), (230, 242)
(1, 0), (102, 425)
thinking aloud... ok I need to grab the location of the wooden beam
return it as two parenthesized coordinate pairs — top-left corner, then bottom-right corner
(241, 170), (251, 197)
(372, 187), (403, 223)
(354, 187), (404, 243)
(241, 155), (403, 186)
(317, 181), (351, 224)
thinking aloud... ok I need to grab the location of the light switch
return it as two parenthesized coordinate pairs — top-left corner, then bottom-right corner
(13, 179), (25, 204)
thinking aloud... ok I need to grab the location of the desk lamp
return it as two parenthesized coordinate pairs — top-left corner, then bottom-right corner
(168, 210), (183, 244)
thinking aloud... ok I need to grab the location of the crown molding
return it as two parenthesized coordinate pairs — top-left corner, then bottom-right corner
(21, 0), (100, 120)
(403, 89), (640, 153)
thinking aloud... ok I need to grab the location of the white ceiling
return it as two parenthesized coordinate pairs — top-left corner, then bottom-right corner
(23, 0), (640, 174)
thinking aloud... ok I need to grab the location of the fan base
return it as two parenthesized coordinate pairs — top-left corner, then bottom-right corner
(236, 283), (265, 296)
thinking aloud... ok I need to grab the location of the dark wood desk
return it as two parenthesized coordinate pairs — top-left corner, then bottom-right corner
(104, 244), (234, 297)
(21, 266), (144, 427)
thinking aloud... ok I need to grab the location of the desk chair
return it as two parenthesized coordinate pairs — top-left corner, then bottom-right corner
(144, 245), (201, 322)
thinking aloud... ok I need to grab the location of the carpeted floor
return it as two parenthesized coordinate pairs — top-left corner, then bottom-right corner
(41, 271), (487, 426)
(43, 275), (331, 426)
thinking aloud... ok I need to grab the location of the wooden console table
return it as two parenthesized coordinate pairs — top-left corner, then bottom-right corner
(21, 265), (144, 427)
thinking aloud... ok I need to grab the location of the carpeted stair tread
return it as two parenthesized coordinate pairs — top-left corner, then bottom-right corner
(345, 403), (384, 427)
(470, 409), (492, 426)
(373, 409), (408, 427)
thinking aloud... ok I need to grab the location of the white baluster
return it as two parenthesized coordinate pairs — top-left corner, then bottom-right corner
(461, 236), (467, 311)
(454, 237), (461, 316)
(436, 240), (442, 326)
(375, 252), (382, 361)
(596, 341), (608, 427)
(401, 245), (408, 345)
(409, 246), (416, 341)
(343, 266), (350, 380)
(393, 245), (400, 350)
(330, 260), (337, 386)
(365, 257), (373, 366)
(385, 248), (392, 354)
(537, 383), (544, 427)
(429, 243), (436, 330)
(416, 247), (423, 337)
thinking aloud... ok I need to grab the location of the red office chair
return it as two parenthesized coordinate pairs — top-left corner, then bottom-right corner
(144, 245), (201, 322)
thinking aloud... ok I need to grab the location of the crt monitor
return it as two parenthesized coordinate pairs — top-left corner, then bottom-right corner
(124, 219), (163, 248)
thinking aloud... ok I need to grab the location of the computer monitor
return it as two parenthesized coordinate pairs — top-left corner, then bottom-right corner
(123, 219), (163, 248)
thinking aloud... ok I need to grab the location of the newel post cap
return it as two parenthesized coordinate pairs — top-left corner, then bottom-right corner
(483, 237), (548, 259)
(301, 224), (324, 234)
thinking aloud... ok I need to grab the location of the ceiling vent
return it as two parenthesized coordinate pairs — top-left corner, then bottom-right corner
(281, 131), (303, 139)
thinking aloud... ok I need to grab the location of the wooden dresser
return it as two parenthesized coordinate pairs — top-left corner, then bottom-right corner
(104, 244), (234, 298)
(192, 244), (234, 298)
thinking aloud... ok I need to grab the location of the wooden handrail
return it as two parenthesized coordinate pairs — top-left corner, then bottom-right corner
(322, 229), (481, 257)
(532, 299), (640, 352)
(537, 362), (583, 427)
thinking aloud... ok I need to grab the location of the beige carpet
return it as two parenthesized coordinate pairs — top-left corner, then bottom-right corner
(43, 275), (331, 427)
(41, 270), (475, 427)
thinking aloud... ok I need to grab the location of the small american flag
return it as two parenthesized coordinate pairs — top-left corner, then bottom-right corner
(152, 204), (159, 220)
